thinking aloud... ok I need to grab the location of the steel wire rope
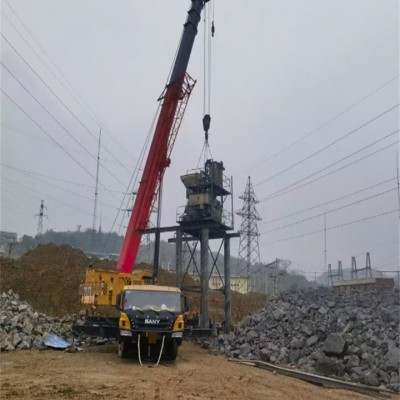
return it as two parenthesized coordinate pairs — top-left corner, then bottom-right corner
(107, 17), (191, 249)
(239, 74), (400, 175)
(259, 140), (399, 203)
(260, 187), (397, 235)
(259, 177), (397, 225)
(106, 103), (161, 250)
(255, 104), (400, 188)
(260, 209), (398, 246)
(1, 89), (122, 203)
(1, 2), (137, 166)
(0, 33), (133, 179)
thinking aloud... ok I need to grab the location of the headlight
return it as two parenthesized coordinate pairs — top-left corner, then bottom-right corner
(172, 332), (183, 338)
(120, 330), (132, 337)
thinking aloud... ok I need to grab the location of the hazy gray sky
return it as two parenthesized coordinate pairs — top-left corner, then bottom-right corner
(1, 0), (399, 276)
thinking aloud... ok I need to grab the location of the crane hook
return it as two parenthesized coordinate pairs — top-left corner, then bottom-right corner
(203, 114), (211, 143)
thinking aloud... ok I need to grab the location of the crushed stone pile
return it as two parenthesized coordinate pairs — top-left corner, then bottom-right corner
(215, 287), (400, 392)
(0, 290), (105, 352)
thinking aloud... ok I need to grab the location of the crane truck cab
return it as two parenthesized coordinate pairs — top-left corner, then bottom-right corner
(73, 269), (188, 364)
(116, 285), (187, 360)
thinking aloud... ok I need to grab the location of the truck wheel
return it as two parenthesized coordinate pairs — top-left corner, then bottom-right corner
(118, 341), (130, 358)
(164, 341), (178, 360)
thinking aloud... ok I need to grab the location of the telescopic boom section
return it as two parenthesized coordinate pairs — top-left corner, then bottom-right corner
(117, 0), (207, 273)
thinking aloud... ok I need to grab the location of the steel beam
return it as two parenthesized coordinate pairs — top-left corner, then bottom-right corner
(175, 229), (183, 288)
(224, 238), (231, 333)
(200, 228), (209, 328)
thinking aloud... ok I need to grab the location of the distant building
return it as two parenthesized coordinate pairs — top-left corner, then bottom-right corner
(84, 251), (119, 261)
(0, 231), (17, 255)
(333, 277), (395, 293)
(208, 274), (249, 294)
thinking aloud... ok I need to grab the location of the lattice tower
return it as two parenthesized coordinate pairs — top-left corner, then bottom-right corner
(35, 200), (47, 235)
(236, 176), (262, 292)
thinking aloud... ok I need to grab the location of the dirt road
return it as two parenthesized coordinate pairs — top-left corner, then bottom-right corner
(0, 342), (385, 400)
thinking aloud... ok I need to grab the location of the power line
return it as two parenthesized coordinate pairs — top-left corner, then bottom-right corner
(261, 209), (397, 246)
(1, 202), (34, 219)
(259, 140), (398, 202)
(1, 1), (137, 166)
(1, 162), (126, 194)
(259, 130), (399, 201)
(2, 176), (101, 219)
(1, 61), (127, 187)
(240, 74), (399, 174)
(260, 177), (397, 225)
(106, 103), (161, 250)
(1, 123), (132, 167)
(260, 187), (397, 234)
(255, 103), (400, 187)
(1, 163), (118, 210)
(1, 88), (123, 203)
(0, 32), (132, 178)
(1, 88), (97, 180)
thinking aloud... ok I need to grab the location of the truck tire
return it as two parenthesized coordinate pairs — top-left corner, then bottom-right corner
(164, 341), (178, 360)
(118, 341), (130, 358)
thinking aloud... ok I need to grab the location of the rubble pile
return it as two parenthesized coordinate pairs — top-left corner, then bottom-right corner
(217, 287), (400, 391)
(0, 290), (101, 351)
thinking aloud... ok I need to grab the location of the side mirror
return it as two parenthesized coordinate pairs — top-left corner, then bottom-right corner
(182, 295), (190, 312)
(116, 293), (122, 310)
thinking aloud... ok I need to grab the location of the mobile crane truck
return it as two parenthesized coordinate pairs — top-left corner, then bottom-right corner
(73, 0), (209, 365)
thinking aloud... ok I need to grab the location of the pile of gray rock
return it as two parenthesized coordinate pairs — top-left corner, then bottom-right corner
(217, 287), (400, 391)
(0, 290), (104, 351)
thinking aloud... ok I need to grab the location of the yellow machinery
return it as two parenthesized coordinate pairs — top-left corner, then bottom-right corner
(74, 270), (188, 365)
(79, 269), (153, 306)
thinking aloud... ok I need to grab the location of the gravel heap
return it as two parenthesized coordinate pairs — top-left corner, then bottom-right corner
(0, 290), (105, 351)
(216, 287), (400, 391)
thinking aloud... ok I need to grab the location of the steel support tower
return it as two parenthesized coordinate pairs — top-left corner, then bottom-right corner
(35, 200), (47, 235)
(236, 176), (261, 292)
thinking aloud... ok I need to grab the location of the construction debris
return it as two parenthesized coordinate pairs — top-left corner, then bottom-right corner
(0, 289), (99, 352)
(228, 358), (395, 399)
(214, 287), (400, 392)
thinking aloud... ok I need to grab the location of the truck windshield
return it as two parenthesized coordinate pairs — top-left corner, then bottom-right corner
(123, 290), (181, 312)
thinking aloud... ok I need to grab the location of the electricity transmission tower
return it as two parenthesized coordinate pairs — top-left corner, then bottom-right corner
(236, 176), (262, 292)
(35, 200), (47, 235)
(91, 129), (101, 255)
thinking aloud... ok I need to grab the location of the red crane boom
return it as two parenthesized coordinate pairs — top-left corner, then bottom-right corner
(117, 0), (207, 273)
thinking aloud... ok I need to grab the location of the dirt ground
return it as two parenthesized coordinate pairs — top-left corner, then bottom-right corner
(0, 342), (388, 400)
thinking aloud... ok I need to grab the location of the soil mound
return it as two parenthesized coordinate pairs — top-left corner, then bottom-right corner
(1, 244), (89, 316)
(1, 244), (266, 322)
(19, 243), (88, 268)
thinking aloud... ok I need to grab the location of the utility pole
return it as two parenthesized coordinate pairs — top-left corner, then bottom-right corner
(237, 176), (261, 293)
(396, 145), (400, 219)
(91, 129), (101, 255)
(35, 200), (47, 235)
(273, 258), (278, 296)
(324, 213), (327, 272)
